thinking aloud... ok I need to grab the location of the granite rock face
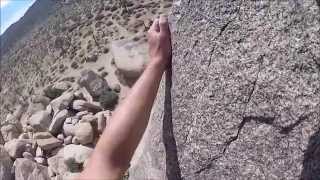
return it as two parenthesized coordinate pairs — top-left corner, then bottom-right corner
(130, 0), (320, 179)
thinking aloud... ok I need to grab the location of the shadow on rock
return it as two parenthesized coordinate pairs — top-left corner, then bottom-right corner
(301, 128), (320, 180)
(162, 65), (182, 180)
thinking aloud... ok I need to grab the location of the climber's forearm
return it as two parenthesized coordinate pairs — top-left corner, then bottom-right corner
(97, 60), (165, 165)
(80, 60), (165, 179)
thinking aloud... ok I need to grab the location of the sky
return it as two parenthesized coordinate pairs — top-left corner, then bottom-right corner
(1, 0), (36, 34)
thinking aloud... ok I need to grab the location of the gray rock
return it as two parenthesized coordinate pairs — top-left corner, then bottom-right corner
(95, 112), (106, 134)
(31, 95), (51, 106)
(44, 82), (71, 99)
(64, 136), (72, 145)
(98, 90), (118, 109)
(4, 139), (32, 158)
(47, 154), (68, 176)
(0, 124), (20, 142)
(0, 145), (14, 180)
(50, 92), (74, 115)
(58, 144), (93, 171)
(18, 133), (30, 140)
(33, 132), (52, 140)
(49, 110), (71, 135)
(130, 1), (320, 179)
(22, 151), (33, 161)
(63, 124), (76, 136)
(14, 158), (50, 180)
(111, 39), (148, 79)
(78, 70), (109, 98)
(72, 100), (102, 112)
(37, 137), (62, 151)
(28, 110), (52, 132)
(57, 134), (64, 141)
(34, 157), (46, 165)
(74, 122), (93, 145)
(79, 114), (97, 123)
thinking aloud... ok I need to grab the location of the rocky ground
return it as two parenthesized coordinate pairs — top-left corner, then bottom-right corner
(0, 0), (172, 179)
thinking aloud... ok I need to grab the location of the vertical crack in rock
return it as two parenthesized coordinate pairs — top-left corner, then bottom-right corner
(162, 66), (182, 180)
(223, 54), (265, 152)
(194, 54), (265, 175)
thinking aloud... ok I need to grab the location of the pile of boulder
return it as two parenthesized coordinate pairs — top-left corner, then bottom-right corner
(0, 70), (118, 180)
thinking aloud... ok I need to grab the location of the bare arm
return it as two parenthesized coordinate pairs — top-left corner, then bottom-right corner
(79, 16), (172, 180)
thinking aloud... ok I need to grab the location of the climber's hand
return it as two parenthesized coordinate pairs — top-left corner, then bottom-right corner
(147, 15), (172, 69)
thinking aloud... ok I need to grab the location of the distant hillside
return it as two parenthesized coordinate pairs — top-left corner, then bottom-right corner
(0, 0), (59, 53)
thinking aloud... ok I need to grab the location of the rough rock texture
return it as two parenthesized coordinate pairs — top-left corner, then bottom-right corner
(14, 158), (50, 180)
(0, 145), (14, 180)
(130, 0), (320, 179)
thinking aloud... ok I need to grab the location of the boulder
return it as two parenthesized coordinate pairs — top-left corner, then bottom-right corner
(99, 90), (118, 109)
(79, 114), (97, 123)
(47, 154), (68, 176)
(33, 132), (52, 140)
(111, 39), (148, 79)
(31, 95), (51, 106)
(74, 122), (93, 145)
(0, 124), (20, 142)
(28, 110), (52, 132)
(50, 92), (74, 115)
(4, 139), (32, 158)
(0, 145), (14, 180)
(36, 136), (62, 151)
(80, 87), (93, 102)
(49, 110), (71, 135)
(72, 100), (102, 112)
(14, 158), (50, 180)
(44, 82), (71, 99)
(78, 70), (109, 98)
(59, 144), (93, 171)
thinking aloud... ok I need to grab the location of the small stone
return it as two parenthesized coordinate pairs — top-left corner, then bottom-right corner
(63, 123), (76, 136)
(72, 137), (80, 145)
(85, 54), (98, 63)
(57, 134), (64, 141)
(22, 151), (34, 160)
(101, 71), (108, 77)
(34, 157), (46, 165)
(71, 61), (79, 69)
(112, 84), (121, 93)
(64, 136), (72, 145)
